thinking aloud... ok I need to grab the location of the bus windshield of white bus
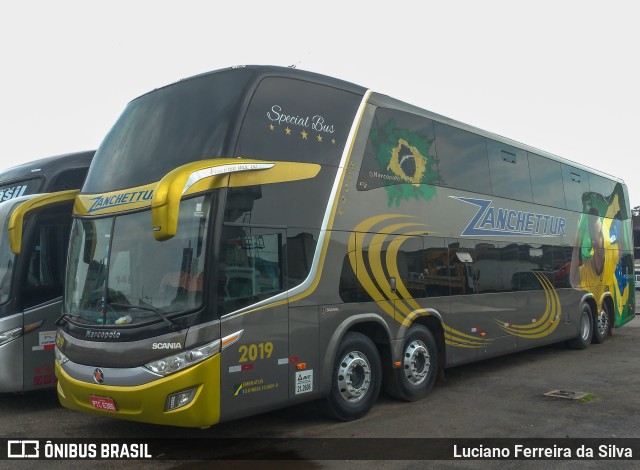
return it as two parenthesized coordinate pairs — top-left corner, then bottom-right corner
(0, 196), (40, 305)
(64, 195), (210, 326)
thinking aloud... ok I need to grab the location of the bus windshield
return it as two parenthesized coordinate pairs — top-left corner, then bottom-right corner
(0, 195), (42, 305)
(64, 195), (211, 326)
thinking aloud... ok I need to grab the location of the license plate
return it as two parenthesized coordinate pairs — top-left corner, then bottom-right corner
(89, 395), (118, 412)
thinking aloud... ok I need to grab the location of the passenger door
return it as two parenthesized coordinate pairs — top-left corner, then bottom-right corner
(218, 227), (289, 422)
(19, 204), (73, 390)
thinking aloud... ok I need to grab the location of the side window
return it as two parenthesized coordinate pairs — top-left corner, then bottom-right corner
(446, 239), (478, 296)
(286, 229), (318, 290)
(588, 173), (613, 200)
(50, 168), (88, 192)
(339, 235), (452, 302)
(223, 184), (324, 293)
(562, 164), (590, 213)
(394, 236), (426, 299)
(528, 153), (566, 209)
(470, 241), (517, 294)
(357, 108), (439, 203)
(339, 253), (359, 303)
(433, 122), (491, 194)
(20, 209), (72, 308)
(219, 227), (285, 314)
(487, 140), (532, 202)
(551, 245), (572, 288)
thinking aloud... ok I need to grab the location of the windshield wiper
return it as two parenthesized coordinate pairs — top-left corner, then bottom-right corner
(107, 302), (178, 329)
(55, 312), (98, 326)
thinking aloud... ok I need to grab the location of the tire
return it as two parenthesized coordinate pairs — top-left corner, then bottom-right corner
(592, 301), (610, 344)
(567, 303), (593, 350)
(324, 332), (381, 421)
(384, 325), (438, 401)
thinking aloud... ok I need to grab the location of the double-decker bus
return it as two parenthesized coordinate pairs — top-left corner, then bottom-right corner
(54, 66), (634, 427)
(0, 151), (94, 392)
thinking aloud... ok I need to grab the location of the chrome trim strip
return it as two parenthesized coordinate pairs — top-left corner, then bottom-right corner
(61, 360), (162, 387)
(183, 163), (275, 194)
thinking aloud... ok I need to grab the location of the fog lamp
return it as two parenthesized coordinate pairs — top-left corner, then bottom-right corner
(165, 388), (198, 411)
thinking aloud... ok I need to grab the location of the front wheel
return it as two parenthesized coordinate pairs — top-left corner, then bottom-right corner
(384, 325), (438, 401)
(567, 303), (593, 350)
(324, 332), (381, 421)
(592, 302), (610, 344)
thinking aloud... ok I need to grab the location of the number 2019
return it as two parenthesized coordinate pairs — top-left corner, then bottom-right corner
(238, 342), (274, 362)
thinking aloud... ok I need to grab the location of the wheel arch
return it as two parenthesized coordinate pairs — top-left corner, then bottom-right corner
(396, 310), (446, 379)
(578, 292), (598, 323)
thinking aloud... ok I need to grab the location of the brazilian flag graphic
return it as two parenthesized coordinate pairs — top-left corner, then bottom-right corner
(369, 119), (439, 206)
(578, 182), (634, 323)
(579, 182), (628, 260)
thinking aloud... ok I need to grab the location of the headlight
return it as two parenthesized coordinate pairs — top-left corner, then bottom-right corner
(55, 346), (69, 365)
(0, 327), (22, 347)
(145, 339), (220, 376)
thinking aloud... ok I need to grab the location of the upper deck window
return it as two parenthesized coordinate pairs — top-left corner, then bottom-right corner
(433, 122), (491, 194)
(236, 77), (362, 166)
(486, 140), (533, 202)
(562, 164), (590, 212)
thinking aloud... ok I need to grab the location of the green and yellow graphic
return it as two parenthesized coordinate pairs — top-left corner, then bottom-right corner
(571, 182), (634, 325)
(369, 120), (439, 206)
(497, 272), (562, 339)
(348, 214), (492, 348)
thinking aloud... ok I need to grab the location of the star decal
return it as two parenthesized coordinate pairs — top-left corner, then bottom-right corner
(301, 130), (308, 140)
(269, 124), (275, 131)
(332, 138), (336, 144)
(316, 134), (323, 143)
(285, 127), (291, 135)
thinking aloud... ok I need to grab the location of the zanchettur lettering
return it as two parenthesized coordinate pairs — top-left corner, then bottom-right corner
(453, 196), (566, 237)
(88, 190), (154, 213)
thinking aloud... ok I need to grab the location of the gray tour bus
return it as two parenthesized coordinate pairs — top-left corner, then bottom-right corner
(0, 151), (93, 392)
(53, 66), (633, 427)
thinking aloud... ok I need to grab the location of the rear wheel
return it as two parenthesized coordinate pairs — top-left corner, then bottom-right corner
(567, 303), (593, 350)
(592, 302), (610, 344)
(384, 325), (438, 401)
(324, 332), (381, 421)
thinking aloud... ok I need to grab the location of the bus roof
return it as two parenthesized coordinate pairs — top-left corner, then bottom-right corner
(0, 150), (95, 186)
(134, 65), (368, 102)
(133, 65), (624, 186)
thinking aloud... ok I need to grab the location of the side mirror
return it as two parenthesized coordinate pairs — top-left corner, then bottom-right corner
(7, 190), (79, 254)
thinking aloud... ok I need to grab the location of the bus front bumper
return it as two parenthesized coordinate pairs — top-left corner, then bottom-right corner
(55, 354), (221, 428)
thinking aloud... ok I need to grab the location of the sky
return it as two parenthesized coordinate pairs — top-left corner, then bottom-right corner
(2, 1), (639, 206)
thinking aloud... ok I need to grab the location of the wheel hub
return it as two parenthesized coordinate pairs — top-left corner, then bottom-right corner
(597, 308), (608, 334)
(337, 351), (371, 403)
(403, 340), (430, 385)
